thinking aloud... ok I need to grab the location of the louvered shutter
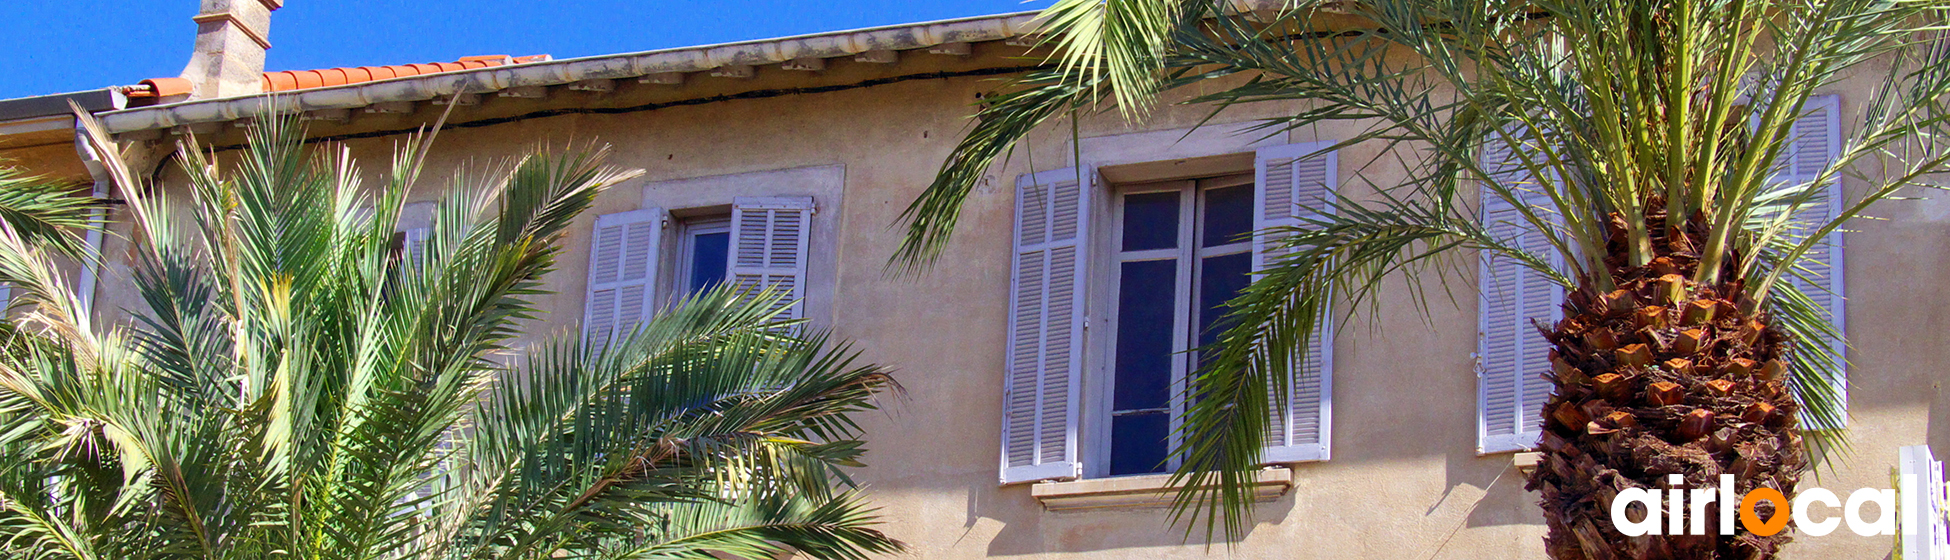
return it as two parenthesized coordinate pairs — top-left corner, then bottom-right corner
(1774, 94), (1847, 428)
(403, 227), (431, 268)
(1254, 142), (1336, 463)
(1899, 446), (1948, 559)
(1476, 139), (1567, 454)
(728, 197), (813, 320)
(583, 209), (664, 346)
(398, 202), (436, 269)
(999, 168), (1089, 484)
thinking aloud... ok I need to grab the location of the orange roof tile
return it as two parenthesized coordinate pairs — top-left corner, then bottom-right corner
(129, 55), (553, 99)
(258, 55), (551, 92)
(131, 77), (194, 98)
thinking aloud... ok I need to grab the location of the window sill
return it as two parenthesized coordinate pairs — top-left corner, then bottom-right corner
(1030, 468), (1293, 511)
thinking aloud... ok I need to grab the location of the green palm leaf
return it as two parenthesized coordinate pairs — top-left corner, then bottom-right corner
(900, 0), (1950, 549)
(0, 111), (904, 560)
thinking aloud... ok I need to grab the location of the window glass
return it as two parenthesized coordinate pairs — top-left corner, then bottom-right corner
(1196, 252), (1251, 350)
(1121, 192), (1180, 251)
(688, 231), (730, 293)
(1104, 176), (1258, 478)
(1201, 184), (1253, 248)
(679, 217), (731, 298)
(1109, 410), (1170, 476)
(1113, 260), (1176, 412)
(1111, 259), (1176, 475)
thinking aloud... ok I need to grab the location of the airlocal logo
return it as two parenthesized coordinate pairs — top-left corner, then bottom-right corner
(1610, 474), (1938, 537)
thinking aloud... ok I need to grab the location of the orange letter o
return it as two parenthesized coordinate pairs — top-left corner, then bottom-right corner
(1741, 488), (1791, 536)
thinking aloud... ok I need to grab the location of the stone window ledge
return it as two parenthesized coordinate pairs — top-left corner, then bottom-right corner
(1031, 468), (1293, 511)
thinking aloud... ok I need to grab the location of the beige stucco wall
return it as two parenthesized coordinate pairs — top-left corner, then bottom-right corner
(67, 40), (1950, 559)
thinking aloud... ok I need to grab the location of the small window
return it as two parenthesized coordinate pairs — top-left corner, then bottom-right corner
(1105, 173), (1255, 476)
(677, 216), (731, 296)
(387, 231), (409, 260)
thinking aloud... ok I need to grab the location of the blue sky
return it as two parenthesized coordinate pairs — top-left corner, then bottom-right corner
(1, 0), (1044, 100)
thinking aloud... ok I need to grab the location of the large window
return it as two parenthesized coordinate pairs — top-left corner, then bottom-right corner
(1107, 173), (1255, 476)
(998, 143), (1334, 485)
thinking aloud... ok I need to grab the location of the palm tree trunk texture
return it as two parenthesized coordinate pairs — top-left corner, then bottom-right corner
(1528, 202), (1806, 559)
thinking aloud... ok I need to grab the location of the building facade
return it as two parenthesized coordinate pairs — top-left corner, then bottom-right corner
(2, 8), (1945, 559)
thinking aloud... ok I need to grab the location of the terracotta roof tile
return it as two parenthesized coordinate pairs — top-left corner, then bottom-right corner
(132, 77), (195, 98)
(132, 55), (552, 98)
(255, 55), (551, 93)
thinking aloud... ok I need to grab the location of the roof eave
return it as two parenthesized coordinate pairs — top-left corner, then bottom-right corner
(99, 10), (1044, 135)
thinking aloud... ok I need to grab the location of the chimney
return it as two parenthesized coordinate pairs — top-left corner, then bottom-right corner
(179, 0), (282, 99)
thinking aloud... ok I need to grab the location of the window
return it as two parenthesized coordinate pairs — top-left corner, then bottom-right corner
(390, 202), (436, 269)
(998, 141), (1336, 485)
(391, 228), (431, 267)
(583, 197), (815, 344)
(677, 216), (731, 296)
(1106, 174), (1254, 475)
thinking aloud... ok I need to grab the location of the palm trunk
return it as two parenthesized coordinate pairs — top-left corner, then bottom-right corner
(1528, 204), (1806, 559)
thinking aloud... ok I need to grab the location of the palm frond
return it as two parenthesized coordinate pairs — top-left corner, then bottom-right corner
(906, 0), (1950, 546)
(605, 491), (901, 560)
(0, 167), (99, 261)
(0, 110), (900, 560)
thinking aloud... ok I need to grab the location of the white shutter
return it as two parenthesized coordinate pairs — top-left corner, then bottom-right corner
(398, 201), (436, 269)
(1000, 168), (1089, 484)
(583, 209), (664, 346)
(1254, 142), (1336, 464)
(1901, 445), (1948, 559)
(1774, 94), (1847, 428)
(728, 197), (813, 320)
(403, 227), (431, 268)
(1476, 139), (1566, 454)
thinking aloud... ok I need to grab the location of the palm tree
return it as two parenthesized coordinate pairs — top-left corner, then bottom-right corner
(0, 112), (904, 560)
(896, 0), (1950, 557)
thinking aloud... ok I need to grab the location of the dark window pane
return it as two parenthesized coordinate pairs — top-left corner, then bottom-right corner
(1122, 192), (1180, 251)
(1115, 259), (1177, 412)
(1202, 184), (1253, 248)
(689, 232), (730, 294)
(1196, 252), (1253, 350)
(1110, 412), (1169, 475)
